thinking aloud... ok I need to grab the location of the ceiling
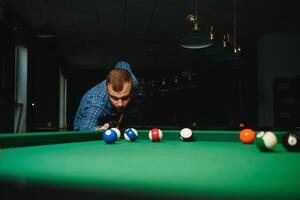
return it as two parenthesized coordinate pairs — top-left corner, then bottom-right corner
(2, 0), (300, 69)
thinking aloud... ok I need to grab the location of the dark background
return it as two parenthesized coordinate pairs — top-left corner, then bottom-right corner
(0, 0), (299, 132)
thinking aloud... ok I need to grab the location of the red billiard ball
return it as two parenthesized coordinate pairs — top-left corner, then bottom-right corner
(149, 128), (163, 142)
(240, 128), (256, 144)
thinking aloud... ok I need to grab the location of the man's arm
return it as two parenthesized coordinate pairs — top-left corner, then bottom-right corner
(74, 81), (111, 131)
(78, 105), (102, 131)
(75, 91), (107, 131)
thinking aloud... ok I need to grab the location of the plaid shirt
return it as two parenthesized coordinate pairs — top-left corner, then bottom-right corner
(73, 61), (139, 131)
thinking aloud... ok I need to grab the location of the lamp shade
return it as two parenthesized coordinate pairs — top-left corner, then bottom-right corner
(36, 24), (56, 38)
(180, 30), (213, 49)
(199, 40), (226, 56)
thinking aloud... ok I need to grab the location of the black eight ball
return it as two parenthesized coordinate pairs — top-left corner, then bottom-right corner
(282, 132), (300, 152)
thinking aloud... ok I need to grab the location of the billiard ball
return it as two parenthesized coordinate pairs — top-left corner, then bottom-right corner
(111, 128), (121, 140)
(149, 128), (163, 142)
(180, 128), (194, 142)
(102, 129), (118, 144)
(282, 132), (300, 152)
(124, 128), (138, 142)
(239, 128), (256, 144)
(256, 131), (278, 151)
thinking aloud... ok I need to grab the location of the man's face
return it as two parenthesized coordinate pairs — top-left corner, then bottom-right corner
(107, 82), (132, 113)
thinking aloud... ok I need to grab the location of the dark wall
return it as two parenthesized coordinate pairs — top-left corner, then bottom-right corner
(137, 64), (257, 129)
(0, 12), (15, 132)
(258, 34), (300, 128)
(0, 3), (64, 132)
(27, 38), (61, 131)
(1, 3), (259, 132)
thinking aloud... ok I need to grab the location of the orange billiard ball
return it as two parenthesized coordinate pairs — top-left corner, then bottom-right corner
(240, 128), (256, 144)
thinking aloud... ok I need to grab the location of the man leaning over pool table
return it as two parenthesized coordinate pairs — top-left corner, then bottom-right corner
(73, 61), (139, 131)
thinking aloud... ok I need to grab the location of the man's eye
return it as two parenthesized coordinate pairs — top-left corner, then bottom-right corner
(110, 96), (118, 100)
(121, 96), (129, 101)
(110, 95), (130, 101)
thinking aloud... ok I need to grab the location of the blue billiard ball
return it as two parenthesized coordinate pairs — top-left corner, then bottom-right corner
(111, 128), (121, 140)
(102, 129), (118, 144)
(124, 128), (138, 142)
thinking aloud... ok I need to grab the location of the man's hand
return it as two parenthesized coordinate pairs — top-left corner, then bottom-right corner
(96, 123), (110, 130)
(96, 121), (119, 130)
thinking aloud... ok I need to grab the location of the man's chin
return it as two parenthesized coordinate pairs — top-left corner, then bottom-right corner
(117, 108), (124, 113)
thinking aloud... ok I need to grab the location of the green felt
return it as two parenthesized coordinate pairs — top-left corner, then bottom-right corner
(0, 129), (287, 148)
(0, 130), (101, 148)
(1, 135), (300, 199)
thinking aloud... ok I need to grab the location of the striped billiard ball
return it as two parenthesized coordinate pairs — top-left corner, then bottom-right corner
(111, 127), (121, 140)
(124, 128), (138, 142)
(256, 131), (278, 151)
(149, 128), (163, 142)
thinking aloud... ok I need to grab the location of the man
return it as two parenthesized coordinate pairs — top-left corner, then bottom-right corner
(74, 61), (139, 131)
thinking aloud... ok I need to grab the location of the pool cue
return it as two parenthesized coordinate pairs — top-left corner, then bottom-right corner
(117, 113), (124, 129)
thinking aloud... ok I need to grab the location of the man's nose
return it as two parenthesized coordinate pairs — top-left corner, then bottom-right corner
(117, 99), (124, 107)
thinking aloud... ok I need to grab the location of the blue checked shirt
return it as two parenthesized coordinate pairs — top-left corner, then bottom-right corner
(73, 61), (139, 131)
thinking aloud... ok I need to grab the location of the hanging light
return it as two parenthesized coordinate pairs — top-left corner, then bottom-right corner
(174, 75), (178, 84)
(36, 0), (56, 38)
(209, 26), (215, 40)
(233, 0), (241, 53)
(222, 34), (228, 48)
(36, 24), (56, 38)
(180, 0), (213, 49)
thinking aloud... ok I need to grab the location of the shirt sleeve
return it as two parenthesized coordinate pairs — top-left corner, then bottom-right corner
(115, 61), (139, 89)
(78, 96), (105, 131)
(79, 107), (101, 131)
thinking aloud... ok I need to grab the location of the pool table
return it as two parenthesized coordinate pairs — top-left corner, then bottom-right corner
(0, 129), (299, 200)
